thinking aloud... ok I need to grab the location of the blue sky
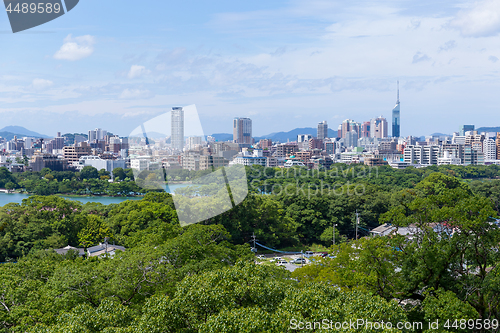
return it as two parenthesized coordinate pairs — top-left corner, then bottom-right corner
(1, 0), (500, 137)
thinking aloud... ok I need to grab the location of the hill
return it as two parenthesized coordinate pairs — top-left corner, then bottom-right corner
(0, 126), (49, 138)
(429, 132), (451, 137)
(255, 127), (337, 143)
(476, 127), (500, 133)
(209, 133), (233, 142)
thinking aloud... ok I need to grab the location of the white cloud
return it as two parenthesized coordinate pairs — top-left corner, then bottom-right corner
(119, 88), (153, 99)
(54, 34), (95, 61)
(412, 52), (431, 64)
(127, 65), (151, 79)
(450, 0), (500, 37)
(31, 78), (53, 90)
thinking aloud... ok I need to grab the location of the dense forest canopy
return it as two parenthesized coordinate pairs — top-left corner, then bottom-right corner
(0, 165), (499, 331)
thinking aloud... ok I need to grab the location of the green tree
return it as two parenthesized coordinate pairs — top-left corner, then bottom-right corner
(80, 166), (99, 180)
(77, 215), (113, 248)
(112, 167), (126, 181)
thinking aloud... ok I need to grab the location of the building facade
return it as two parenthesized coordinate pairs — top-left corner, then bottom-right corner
(233, 117), (252, 144)
(171, 107), (185, 151)
(317, 121), (328, 141)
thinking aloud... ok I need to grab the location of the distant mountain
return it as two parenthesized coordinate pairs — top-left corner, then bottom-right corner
(476, 127), (500, 133)
(209, 133), (233, 142)
(0, 126), (49, 138)
(430, 133), (451, 137)
(255, 127), (337, 143)
(0, 132), (21, 141)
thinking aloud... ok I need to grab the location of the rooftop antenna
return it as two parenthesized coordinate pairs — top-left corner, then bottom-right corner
(397, 80), (400, 104)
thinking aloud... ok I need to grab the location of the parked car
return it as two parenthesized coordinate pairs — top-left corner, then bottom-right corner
(303, 251), (314, 258)
(291, 258), (306, 264)
(276, 260), (288, 266)
(256, 254), (266, 259)
(270, 256), (282, 263)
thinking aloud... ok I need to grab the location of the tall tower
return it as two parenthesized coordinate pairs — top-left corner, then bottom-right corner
(171, 107), (184, 151)
(233, 117), (252, 144)
(317, 121), (328, 140)
(392, 81), (400, 138)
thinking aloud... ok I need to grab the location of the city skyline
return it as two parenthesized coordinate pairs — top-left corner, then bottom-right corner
(1, 1), (500, 137)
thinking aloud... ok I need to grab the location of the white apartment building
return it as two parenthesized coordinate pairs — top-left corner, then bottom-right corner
(77, 156), (126, 173)
(403, 145), (440, 165)
(438, 151), (461, 165)
(484, 138), (497, 161)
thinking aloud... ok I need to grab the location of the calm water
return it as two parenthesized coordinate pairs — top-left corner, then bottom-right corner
(0, 184), (190, 207)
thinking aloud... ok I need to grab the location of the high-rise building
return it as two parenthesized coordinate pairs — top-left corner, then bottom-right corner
(171, 107), (185, 151)
(88, 128), (107, 142)
(337, 125), (342, 138)
(317, 121), (328, 140)
(344, 130), (359, 148)
(361, 122), (370, 138)
(483, 137), (497, 160)
(341, 119), (360, 139)
(392, 81), (400, 138)
(370, 116), (388, 139)
(459, 125), (475, 136)
(233, 117), (252, 144)
(496, 133), (500, 160)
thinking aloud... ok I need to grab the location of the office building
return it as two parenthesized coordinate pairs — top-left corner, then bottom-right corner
(464, 146), (484, 165)
(344, 130), (359, 148)
(233, 117), (252, 144)
(459, 125), (475, 136)
(199, 155), (229, 170)
(230, 150), (266, 166)
(403, 145), (439, 165)
(440, 144), (464, 164)
(341, 119), (360, 139)
(63, 143), (92, 163)
(361, 122), (370, 138)
(297, 134), (313, 143)
(77, 156), (126, 173)
(308, 138), (323, 150)
(438, 151), (461, 165)
(88, 128), (107, 142)
(187, 137), (203, 151)
(370, 116), (388, 139)
(497, 133), (500, 160)
(392, 81), (400, 138)
(483, 135), (497, 160)
(171, 107), (184, 151)
(325, 141), (335, 155)
(317, 121), (328, 140)
(275, 143), (298, 158)
(259, 139), (273, 148)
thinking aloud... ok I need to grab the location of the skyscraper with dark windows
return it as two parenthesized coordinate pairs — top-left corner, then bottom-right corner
(392, 81), (400, 138)
(233, 117), (252, 144)
(171, 107), (184, 151)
